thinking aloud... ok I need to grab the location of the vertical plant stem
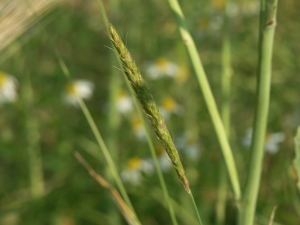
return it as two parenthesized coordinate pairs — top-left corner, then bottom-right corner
(189, 193), (203, 225)
(25, 2), (139, 221)
(109, 22), (190, 191)
(127, 81), (179, 225)
(166, 0), (241, 201)
(109, 21), (202, 224)
(23, 75), (44, 199)
(107, 39), (122, 225)
(240, 1), (278, 224)
(107, 53), (121, 160)
(217, 1), (232, 224)
(97, 1), (179, 223)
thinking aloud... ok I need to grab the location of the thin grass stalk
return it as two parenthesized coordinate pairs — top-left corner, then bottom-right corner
(127, 81), (179, 225)
(239, 1), (278, 224)
(165, 0), (241, 201)
(99, 1), (178, 222)
(24, 2), (139, 221)
(107, 53), (121, 158)
(151, 188), (199, 225)
(108, 23), (189, 192)
(108, 23), (203, 225)
(74, 152), (141, 225)
(23, 74), (44, 198)
(55, 54), (139, 220)
(96, 1), (179, 223)
(107, 42), (122, 225)
(217, 1), (232, 224)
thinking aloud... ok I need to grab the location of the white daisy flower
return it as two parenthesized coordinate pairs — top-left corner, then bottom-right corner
(121, 157), (154, 185)
(159, 97), (184, 119)
(146, 58), (180, 79)
(0, 71), (18, 105)
(131, 116), (146, 141)
(116, 89), (133, 114)
(176, 132), (201, 161)
(242, 128), (285, 154)
(63, 79), (94, 106)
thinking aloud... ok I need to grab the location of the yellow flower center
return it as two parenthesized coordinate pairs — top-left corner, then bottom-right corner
(0, 72), (8, 86)
(155, 146), (165, 156)
(187, 137), (196, 145)
(198, 18), (210, 30)
(155, 58), (169, 70)
(162, 97), (177, 111)
(66, 83), (75, 94)
(117, 90), (128, 99)
(131, 117), (143, 130)
(128, 157), (142, 170)
(211, 0), (225, 10)
(175, 69), (189, 84)
(265, 133), (271, 142)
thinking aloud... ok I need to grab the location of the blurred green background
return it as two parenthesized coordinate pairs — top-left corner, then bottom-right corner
(0, 0), (300, 224)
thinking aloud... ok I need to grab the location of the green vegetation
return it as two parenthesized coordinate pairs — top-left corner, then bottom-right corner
(1, 0), (300, 224)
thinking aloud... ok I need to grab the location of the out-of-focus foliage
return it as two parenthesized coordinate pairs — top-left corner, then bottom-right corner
(0, 0), (300, 224)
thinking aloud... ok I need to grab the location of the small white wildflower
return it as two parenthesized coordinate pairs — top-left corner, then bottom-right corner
(176, 132), (201, 161)
(265, 132), (285, 154)
(146, 58), (180, 79)
(116, 90), (133, 114)
(0, 71), (18, 105)
(242, 128), (285, 154)
(63, 79), (94, 106)
(121, 157), (154, 185)
(159, 97), (184, 119)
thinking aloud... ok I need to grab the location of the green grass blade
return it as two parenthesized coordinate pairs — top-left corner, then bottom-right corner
(166, 0), (241, 201)
(239, 1), (278, 224)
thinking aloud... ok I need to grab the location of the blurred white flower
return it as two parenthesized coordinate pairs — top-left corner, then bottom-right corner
(176, 132), (201, 161)
(241, 2), (260, 17)
(159, 97), (184, 119)
(227, 1), (259, 18)
(265, 132), (285, 154)
(0, 71), (18, 105)
(116, 89), (133, 114)
(121, 157), (154, 185)
(63, 79), (94, 106)
(227, 2), (240, 17)
(210, 15), (224, 31)
(146, 58), (180, 79)
(242, 128), (285, 154)
(131, 116), (146, 141)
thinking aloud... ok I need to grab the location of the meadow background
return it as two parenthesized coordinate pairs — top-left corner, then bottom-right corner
(0, 0), (300, 224)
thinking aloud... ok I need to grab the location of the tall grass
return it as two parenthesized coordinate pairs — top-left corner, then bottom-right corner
(2, 0), (299, 225)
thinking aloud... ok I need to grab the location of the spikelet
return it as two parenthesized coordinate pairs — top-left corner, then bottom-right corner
(109, 24), (190, 193)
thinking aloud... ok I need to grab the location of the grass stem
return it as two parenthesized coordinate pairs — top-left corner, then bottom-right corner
(239, 1), (278, 224)
(166, 0), (241, 201)
(25, 1), (139, 221)
(217, 1), (232, 224)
